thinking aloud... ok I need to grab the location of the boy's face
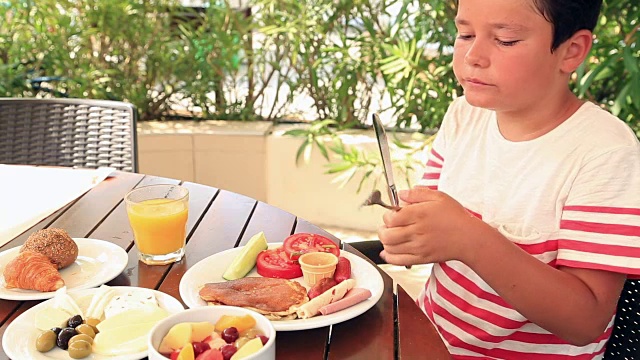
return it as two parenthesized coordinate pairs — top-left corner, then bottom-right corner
(453, 0), (566, 113)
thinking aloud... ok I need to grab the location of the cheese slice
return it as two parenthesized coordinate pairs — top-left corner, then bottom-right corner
(85, 285), (116, 319)
(97, 306), (168, 333)
(52, 287), (83, 318)
(103, 289), (158, 318)
(92, 322), (158, 355)
(34, 307), (72, 331)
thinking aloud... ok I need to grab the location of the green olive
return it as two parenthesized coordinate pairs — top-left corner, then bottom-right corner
(84, 318), (100, 334)
(69, 333), (93, 345)
(68, 339), (92, 359)
(35, 330), (57, 352)
(75, 324), (96, 338)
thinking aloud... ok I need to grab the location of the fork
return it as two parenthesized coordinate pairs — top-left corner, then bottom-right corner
(361, 190), (412, 268)
(360, 190), (401, 211)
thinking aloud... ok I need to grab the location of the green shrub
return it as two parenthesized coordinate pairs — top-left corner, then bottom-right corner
(1, 0), (636, 130)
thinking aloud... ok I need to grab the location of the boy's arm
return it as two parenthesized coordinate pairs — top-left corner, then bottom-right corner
(380, 185), (630, 346)
(465, 218), (625, 346)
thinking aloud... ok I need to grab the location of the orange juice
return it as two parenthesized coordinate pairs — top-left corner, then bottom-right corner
(127, 198), (188, 255)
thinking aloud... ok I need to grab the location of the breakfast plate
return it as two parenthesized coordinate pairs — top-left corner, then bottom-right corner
(0, 238), (129, 301)
(179, 243), (385, 331)
(2, 286), (184, 360)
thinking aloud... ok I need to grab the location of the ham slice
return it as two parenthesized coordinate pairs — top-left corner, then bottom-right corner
(319, 288), (372, 315)
(296, 279), (355, 319)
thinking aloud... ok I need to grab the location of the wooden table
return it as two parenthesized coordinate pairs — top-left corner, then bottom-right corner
(0, 171), (451, 359)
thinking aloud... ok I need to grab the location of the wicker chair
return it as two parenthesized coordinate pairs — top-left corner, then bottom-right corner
(0, 98), (138, 172)
(604, 279), (640, 359)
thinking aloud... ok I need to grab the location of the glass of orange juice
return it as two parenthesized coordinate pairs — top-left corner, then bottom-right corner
(124, 184), (189, 265)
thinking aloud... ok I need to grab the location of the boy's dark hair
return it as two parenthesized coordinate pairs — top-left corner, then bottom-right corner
(532, 0), (603, 51)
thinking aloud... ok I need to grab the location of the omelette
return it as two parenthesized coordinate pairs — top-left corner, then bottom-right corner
(199, 277), (309, 320)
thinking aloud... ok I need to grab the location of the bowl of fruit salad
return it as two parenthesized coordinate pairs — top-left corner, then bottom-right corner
(148, 305), (275, 360)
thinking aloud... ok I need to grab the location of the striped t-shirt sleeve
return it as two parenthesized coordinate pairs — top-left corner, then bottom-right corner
(556, 145), (640, 275)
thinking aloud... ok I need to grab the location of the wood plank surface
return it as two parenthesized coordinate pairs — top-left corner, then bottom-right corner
(89, 176), (181, 249)
(119, 179), (219, 290)
(397, 285), (451, 359)
(0, 172), (144, 359)
(326, 243), (396, 360)
(158, 190), (257, 304)
(238, 201), (296, 245)
(0, 170), (452, 360)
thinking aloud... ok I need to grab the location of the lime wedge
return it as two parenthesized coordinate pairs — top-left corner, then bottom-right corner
(223, 232), (269, 280)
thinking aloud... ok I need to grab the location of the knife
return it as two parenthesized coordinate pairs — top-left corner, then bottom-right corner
(372, 113), (399, 208)
(373, 114), (411, 269)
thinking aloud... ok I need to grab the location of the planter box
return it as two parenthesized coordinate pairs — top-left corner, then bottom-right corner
(137, 121), (423, 231)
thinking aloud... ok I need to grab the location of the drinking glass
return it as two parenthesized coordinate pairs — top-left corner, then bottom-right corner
(125, 184), (189, 265)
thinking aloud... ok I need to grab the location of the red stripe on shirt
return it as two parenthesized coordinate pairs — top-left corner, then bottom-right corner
(426, 159), (443, 168)
(559, 239), (640, 257)
(423, 172), (441, 180)
(440, 263), (511, 308)
(431, 148), (444, 162)
(514, 239), (558, 255)
(561, 219), (640, 237)
(434, 276), (526, 330)
(430, 297), (595, 346)
(465, 208), (482, 220)
(435, 323), (604, 360)
(564, 205), (640, 216)
(556, 259), (640, 276)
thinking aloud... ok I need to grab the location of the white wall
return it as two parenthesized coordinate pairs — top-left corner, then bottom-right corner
(137, 121), (423, 231)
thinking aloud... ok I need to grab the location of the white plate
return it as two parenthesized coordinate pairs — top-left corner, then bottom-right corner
(2, 286), (184, 360)
(179, 243), (384, 331)
(0, 238), (129, 301)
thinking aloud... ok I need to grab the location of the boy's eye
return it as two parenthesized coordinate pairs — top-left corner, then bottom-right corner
(497, 39), (520, 47)
(457, 34), (474, 40)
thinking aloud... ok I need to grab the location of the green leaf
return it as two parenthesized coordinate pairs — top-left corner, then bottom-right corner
(326, 161), (355, 173)
(295, 139), (311, 166)
(623, 47), (639, 74)
(313, 137), (330, 160)
(283, 129), (309, 137)
(330, 166), (357, 188)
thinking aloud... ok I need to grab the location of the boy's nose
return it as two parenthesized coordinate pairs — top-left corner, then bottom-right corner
(464, 42), (490, 68)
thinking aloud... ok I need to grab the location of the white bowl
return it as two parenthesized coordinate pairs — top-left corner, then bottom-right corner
(148, 305), (276, 360)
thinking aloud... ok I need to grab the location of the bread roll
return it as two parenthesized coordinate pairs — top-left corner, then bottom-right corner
(21, 228), (78, 269)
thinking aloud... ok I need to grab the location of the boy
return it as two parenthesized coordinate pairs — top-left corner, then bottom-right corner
(378, 0), (640, 358)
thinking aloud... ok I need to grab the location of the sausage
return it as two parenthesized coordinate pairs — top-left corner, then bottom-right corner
(333, 256), (351, 283)
(307, 277), (338, 299)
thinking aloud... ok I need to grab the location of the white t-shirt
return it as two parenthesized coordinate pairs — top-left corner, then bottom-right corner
(416, 97), (640, 359)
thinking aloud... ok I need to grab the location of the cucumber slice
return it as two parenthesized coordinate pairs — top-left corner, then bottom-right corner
(223, 231), (269, 280)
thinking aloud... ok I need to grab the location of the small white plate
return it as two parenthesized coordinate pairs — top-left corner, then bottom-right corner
(0, 238), (129, 301)
(2, 286), (184, 360)
(179, 243), (384, 331)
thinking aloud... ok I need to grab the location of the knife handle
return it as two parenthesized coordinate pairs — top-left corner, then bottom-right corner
(388, 184), (399, 208)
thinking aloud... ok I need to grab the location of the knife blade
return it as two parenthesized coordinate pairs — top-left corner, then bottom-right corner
(372, 113), (399, 208)
(373, 114), (411, 269)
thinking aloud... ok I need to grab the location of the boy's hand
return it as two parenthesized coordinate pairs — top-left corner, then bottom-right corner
(378, 186), (482, 266)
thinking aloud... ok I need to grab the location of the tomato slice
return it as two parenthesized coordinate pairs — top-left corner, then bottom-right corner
(256, 248), (303, 279)
(283, 233), (340, 261)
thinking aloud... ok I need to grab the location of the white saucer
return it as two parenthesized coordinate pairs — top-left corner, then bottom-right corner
(0, 238), (129, 301)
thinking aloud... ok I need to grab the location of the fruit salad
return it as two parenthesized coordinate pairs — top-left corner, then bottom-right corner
(159, 314), (269, 360)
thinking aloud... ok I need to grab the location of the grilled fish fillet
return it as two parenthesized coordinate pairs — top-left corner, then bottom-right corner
(199, 277), (308, 319)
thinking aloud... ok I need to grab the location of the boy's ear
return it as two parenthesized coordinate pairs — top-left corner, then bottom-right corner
(559, 29), (594, 73)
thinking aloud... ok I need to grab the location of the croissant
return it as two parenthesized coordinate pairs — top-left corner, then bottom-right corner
(3, 250), (64, 292)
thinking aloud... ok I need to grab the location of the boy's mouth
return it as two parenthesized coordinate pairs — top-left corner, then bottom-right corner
(465, 78), (491, 86)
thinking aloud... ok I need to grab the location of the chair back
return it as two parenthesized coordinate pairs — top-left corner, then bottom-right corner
(0, 98), (138, 172)
(604, 279), (640, 359)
